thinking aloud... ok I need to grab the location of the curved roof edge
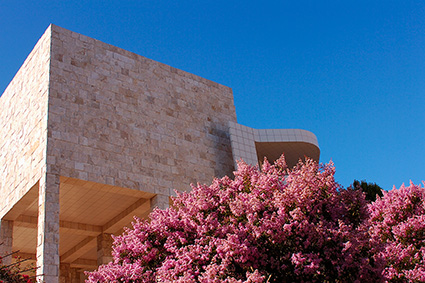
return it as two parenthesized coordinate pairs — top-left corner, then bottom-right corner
(228, 121), (320, 168)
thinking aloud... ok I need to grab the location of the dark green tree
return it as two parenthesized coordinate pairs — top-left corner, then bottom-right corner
(352, 180), (383, 203)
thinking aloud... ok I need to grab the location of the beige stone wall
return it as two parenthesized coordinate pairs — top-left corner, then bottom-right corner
(0, 27), (51, 219)
(46, 25), (237, 200)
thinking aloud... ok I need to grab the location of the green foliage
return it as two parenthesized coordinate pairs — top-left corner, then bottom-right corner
(352, 179), (384, 203)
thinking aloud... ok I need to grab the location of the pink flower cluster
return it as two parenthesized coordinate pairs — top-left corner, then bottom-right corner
(86, 155), (424, 282)
(0, 255), (34, 283)
(369, 182), (425, 282)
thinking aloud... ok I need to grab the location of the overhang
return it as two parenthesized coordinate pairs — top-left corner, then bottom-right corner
(229, 122), (320, 168)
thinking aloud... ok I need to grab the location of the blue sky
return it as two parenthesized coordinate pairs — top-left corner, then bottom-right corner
(1, 1), (424, 190)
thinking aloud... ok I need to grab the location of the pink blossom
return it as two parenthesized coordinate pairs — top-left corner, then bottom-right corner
(369, 182), (425, 282)
(87, 155), (384, 282)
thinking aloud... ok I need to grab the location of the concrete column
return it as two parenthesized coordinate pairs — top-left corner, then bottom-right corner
(0, 219), (14, 265)
(151, 194), (169, 211)
(36, 173), (60, 283)
(97, 233), (114, 266)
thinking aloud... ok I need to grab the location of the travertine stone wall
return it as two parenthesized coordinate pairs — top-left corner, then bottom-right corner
(1, 24), (238, 281)
(46, 25), (237, 199)
(0, 27), (51, 219)
(36, 172), (60, 282)
(97, 233), (113, 266)
(0, 220), (13, 264)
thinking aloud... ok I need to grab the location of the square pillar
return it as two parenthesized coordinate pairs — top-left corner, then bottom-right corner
(0, 219), (14, 265)
(97, 233), (113, 266)
(36, 173), (60, 283)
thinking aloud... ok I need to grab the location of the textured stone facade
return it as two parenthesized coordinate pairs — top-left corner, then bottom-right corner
(0, 26), (50, 219)
(0, 24), (319, 283)
(0, 24), (237, 282)
(47, 25), (237, 198)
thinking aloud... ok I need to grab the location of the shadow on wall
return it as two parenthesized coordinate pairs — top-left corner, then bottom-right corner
(207, 124), (235, 179)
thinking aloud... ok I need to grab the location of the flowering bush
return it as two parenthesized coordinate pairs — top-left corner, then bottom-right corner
(87, 155), (382, 282)
(369, 182), (425, 282)
(0, 254), (34, 283)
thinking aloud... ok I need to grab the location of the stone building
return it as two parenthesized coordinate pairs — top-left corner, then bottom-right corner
(0, 25), (320, 282)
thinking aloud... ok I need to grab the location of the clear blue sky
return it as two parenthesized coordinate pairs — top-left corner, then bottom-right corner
(1, 1), (424, 190)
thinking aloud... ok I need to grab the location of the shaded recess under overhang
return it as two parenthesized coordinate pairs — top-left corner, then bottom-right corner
(255, 141), (320, 168)
(229, 121), (320, 169)
(3, 177), (156, 273)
